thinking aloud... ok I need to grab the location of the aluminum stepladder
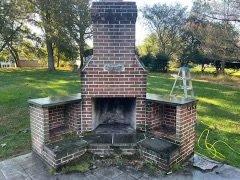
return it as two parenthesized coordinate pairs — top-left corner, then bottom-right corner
(170, 66), (194, 98)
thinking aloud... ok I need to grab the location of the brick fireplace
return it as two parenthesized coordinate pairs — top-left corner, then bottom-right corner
(28, 0), (197, 172)
(81, 0), (147, 132)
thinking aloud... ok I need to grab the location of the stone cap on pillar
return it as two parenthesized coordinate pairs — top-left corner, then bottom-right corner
(91, 0), (137, 24)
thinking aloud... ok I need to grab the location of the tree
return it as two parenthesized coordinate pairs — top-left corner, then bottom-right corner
(190, 1), (240, 73)
(0, 0), (33, 66)
(37, 0), (56, 71)
(139, 53), (155, 70)
(54, 36), (78, 67)
(57, 0), (91, 69)
(179, 16), (207, 69)
(142, 4), (187, 59)
(138, 34), (170, 72)
(26, 0), (60, 71)
(154, 53), (170, 72)
(138, 34), (158, 56)
(193, 0), (240, 23)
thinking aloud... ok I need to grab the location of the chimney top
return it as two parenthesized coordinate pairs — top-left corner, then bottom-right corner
(91, 0), (137, 24)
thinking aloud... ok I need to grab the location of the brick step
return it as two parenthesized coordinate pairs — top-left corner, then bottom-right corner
(44, 138), (88, 159)
(138, 137), (180, 167)
(95, 123), (135, 134)
(83, 132), (145, 145)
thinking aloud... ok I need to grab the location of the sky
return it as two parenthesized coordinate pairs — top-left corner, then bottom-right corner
(128, 0), (193, 45)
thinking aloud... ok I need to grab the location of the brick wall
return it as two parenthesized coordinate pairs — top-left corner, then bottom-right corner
(66, 102), (81, 132)
(139, 148), (172, 171)
(49, 106), (65, 131)
(47, 103), (82, 141)
(146, 102), (163, 130)
(163, 105), (177, 130)
(146, 102), (177, 132)
(81, 1), (147, 132)
(18, 60), (45, 68)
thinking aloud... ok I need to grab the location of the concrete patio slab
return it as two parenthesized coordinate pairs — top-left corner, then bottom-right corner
(0, 153), (240, 180)
(94, 166), (123, 179)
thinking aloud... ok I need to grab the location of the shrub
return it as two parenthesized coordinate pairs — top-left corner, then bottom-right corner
(139, 52), (170, 72)
(151, 53), (170, 72)
(139, 53), (154, 69)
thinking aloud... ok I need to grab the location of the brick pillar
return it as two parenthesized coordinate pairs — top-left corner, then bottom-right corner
(175, 102), (197, 163)
(30, 105), (49, 155)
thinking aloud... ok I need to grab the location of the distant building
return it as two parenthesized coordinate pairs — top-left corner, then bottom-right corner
(0, 61), (16, 68)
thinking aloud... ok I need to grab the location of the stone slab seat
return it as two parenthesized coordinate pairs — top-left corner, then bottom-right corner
(28, 93), (82, 108)
(44, 138), (88, 160)
(138, 137), (180, 165)
(146, 93), (196, 106)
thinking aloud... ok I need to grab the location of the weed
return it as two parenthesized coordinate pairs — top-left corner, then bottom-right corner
(142, 161), (159, 176)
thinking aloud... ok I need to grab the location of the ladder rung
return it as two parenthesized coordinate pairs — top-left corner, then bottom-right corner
(171, 74), (191, 80)
(177, 86), (193, 90)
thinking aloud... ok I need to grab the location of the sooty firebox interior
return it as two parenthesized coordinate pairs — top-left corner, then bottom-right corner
(92, 98), (136, 134)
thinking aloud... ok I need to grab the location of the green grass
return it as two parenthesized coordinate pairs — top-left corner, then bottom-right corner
(0, 69), (80, 159)
(0, 68), (240, 168)
(59, 152), (92, 174)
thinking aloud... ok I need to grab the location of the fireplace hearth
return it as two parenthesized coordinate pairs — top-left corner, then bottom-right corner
(28, 0), (197, 172)
(92, 97), (136, 132)
(95, 123), (135, 134)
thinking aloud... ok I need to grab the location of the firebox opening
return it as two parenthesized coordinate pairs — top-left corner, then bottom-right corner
(92, 97), (136, 133)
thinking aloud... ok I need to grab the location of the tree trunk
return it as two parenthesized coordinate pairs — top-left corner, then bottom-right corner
(43, 7), (55, 71)
(57, 49), (60, 68)
(219, 61), (225, 74)
(46, 36), (55, 71)
(8, 45), (20, 67)
(79, 35), (85, 69)
(201, 63), (205, 72)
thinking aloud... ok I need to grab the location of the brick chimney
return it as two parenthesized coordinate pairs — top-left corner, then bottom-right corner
(81, 0), (147, 132)
(90, 0), (138, 61)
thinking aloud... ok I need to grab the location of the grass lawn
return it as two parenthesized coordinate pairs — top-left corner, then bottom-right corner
(0, 68), (240, 168)
(0, 69), (80, 159)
